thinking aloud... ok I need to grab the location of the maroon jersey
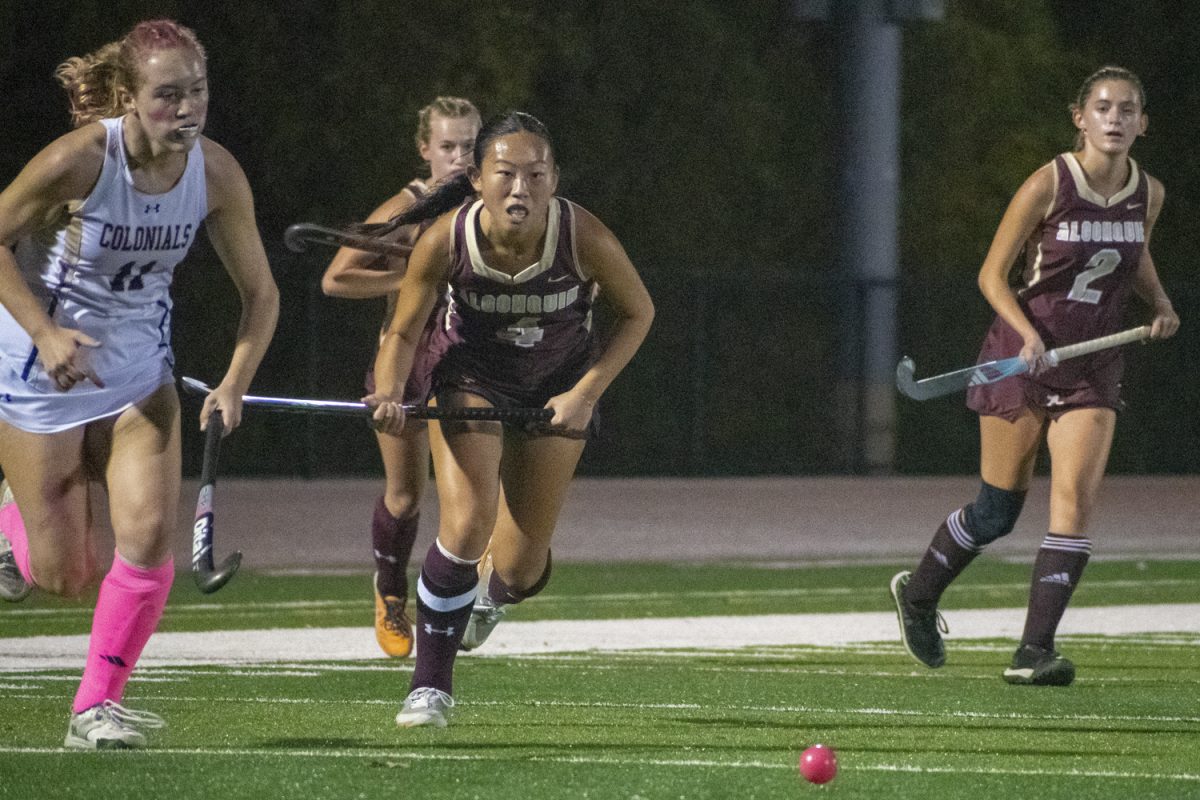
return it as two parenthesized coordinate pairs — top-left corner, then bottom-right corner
(363, 178), (448, 404)
(430, 197), (596, 405)
(968, 154), (1151, 419)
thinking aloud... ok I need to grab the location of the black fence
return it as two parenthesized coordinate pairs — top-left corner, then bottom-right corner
(174, 246), (1199, 477)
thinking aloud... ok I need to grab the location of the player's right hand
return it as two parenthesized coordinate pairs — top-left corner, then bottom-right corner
(364, 393), (406, 436)
(1019, 334), (1048, 375)
(34, 325), (104, 391)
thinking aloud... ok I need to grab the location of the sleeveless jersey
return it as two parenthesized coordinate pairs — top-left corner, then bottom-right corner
(364, 178), (450, 404)
(1017, 152), (1148, 344)
(968, 153), (1150, 418)
(431, 197), (596, 402)
(375, 178), (429, 335)
(0, 115), (207, 432)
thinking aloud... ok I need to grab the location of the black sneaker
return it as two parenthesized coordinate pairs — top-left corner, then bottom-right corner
(889, 570), (947, 668)
(1002, 644), (1075, 686)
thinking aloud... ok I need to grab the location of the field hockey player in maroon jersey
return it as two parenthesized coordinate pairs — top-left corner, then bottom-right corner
(321, 97), (480, 659)
(890, 66), (1179, 685)
(367, 111), (654, 727)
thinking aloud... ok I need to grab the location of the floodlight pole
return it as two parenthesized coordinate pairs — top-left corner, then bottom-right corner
(794, 0), (943, 474)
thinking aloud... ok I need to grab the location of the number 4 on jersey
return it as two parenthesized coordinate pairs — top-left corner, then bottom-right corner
(498, 316), (545, 348)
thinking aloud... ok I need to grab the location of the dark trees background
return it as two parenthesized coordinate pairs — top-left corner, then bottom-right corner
(1, 0), (1196, 475)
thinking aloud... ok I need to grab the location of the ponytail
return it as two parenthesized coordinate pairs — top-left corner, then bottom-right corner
(352, 173), (476, 238)
(54, 19), (206, 128)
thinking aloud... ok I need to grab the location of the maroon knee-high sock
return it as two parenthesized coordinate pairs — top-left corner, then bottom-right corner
(372, 497), (419, 598)
(487, 550), (552, 605)
(903, 509), (980, 610)
(410, 541), (477, 695)
(1021, 534), (1092, 651)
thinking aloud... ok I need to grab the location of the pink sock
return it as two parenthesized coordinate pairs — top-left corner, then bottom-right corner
(0, 498), (34, 584)
(73, 552), (174, 713)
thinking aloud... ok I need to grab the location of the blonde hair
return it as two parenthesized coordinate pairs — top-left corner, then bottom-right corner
(1070, 65), (1146, 151)
(54, 19), (206, 128)
(414, 96), (481, 151)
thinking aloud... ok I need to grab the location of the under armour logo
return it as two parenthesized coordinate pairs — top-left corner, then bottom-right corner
(145, 203), (161, 213)
(424, 624), (456, 637)
(1044, 394), (1065, 407)
(373, 549), (399, 564)
(101, 654), (128, 667)
(1038, 572), (1072, 587)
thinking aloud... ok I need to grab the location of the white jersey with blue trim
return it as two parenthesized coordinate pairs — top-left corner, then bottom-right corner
(0, 115), (207, 432)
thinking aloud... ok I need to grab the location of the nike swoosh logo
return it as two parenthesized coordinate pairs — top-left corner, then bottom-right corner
(548, 274), (571, 283)
(1126, 202), (1143, 209)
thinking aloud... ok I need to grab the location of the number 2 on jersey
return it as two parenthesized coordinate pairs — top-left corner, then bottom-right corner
(1067, 248), (1119, 305)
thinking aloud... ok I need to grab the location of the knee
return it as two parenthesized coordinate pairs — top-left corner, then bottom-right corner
(964, 481), (1027, 545)
(113, 518), (173, 566)
(382, 488), (421, 518)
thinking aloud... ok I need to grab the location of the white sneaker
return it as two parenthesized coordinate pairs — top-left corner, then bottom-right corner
(395, 687), (455, 728)
(0, 480), (32, 603)
(64, 700), (166, 750)
(460, 551), (507, 652)
(460, 596), (507, 651)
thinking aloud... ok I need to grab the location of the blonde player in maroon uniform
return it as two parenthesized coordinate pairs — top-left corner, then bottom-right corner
(321, 97), (480, 658)
(367, 111), (653, 727)
(890, 66), (1179, 685)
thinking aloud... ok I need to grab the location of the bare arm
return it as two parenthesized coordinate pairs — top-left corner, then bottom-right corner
(1130, 175), (1179, 339)
(366, 214), (452, 432)
(200, 139), (281, 431)
(976, 162), (1056, 368)
(549, 205), (654, 431)
(0, 125), (108, 389)
(320, 188), (417, 299)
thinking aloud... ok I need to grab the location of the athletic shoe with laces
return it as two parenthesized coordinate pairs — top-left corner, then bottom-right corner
(460, 551), (507, 652)
(1002, 643), (1076, 686)
(0, 480), (32, 603)
(889, 570), (948, 668)
(395, 687), (455, 728)
(64, 700), (166, 750)
(373, 572), (413, 658)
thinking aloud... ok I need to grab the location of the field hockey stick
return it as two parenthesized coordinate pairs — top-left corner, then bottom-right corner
(896, 325), (1152, 401)
(180, 377), (554, 423)
(191, 409), (242, 594)
(283, 222), (413, 257)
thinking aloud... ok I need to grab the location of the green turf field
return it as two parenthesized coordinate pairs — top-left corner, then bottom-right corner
(1, 559), (1198, 799)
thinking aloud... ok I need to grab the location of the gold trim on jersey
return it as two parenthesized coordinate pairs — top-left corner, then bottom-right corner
(463, 198), (561, 285)
(1062, 152), (1139, 208)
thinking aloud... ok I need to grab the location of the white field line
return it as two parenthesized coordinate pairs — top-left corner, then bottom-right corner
(0, 745), (1195, 783)
(4, 691), (1198, 726)
(1, 577), (1194, 620)
(2, 603), (1198, 670)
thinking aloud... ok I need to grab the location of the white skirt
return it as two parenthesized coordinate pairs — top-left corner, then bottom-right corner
(0, 351), (174, 433)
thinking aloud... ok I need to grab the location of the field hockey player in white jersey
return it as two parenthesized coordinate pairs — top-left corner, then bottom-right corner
(0, 19), (278, 749)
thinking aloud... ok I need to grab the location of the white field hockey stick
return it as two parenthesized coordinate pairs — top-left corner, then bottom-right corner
(179, 377), (554, 423)
(895, 325), (1152, 401)
(191, 409), (242, 593)
(283, 222), (413, 257)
